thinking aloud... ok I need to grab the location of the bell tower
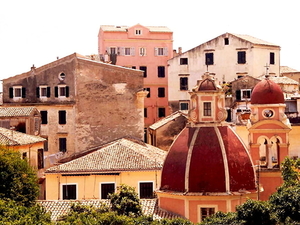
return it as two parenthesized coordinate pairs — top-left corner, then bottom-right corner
(247, 77), (291, 200)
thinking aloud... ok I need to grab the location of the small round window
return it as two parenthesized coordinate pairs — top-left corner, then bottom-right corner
(58, 72), (66, 81)
(263, 109), (274, 118)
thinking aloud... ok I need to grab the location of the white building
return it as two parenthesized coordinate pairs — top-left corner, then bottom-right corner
(168, 33), (280, 112)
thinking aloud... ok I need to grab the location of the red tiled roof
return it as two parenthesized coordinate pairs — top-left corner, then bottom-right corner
(0, 127), (45, 146)
(46, 138), (166, 173)
(0, 107), (38, 117)
(38, 199), (181, 221)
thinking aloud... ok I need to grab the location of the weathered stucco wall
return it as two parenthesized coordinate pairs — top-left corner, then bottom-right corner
(74, 59), (145, 151)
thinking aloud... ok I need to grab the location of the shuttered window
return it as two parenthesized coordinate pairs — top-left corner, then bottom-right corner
(58, 110), (66, 124)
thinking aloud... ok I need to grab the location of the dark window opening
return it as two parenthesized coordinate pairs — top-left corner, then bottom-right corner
(158, 66), (165, 77)
(59, 138), (67, 152)
(270, 52), (275, 65)
(101, 183), (115, 199)
(201, 208), (215, 221)
(62, 184), (76, 200)
(139, 182), (154, 198)
(22, 152), (27, 159)
(158, 87), (165, 97)
(15, 122), (26, 133)
(158, 108), (165, 118)
(58, 110), (66, 124)
(180, 77), (188, 90)
(180, 58), (188, 65)
(238, 51), (246, 64)
(205, 53), (214, 65)
(140, 66), (147, 77)
(180, 102), (189, 110)
(203, 102), (212, 116)
(224, 38), (229, 45)
(145, 88), (150, 98)
(41, 111), (48, 124)
(144, 108), (147, 118)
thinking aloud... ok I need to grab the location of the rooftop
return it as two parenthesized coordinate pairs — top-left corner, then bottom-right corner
(38, 199), (180, 221)
(0, 127), (45, 146)
(46, 137), (167, 174)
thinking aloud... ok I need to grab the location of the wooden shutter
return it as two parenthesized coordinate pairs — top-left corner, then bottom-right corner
(154, 47), (158, 56)
(9, 87), (13, 98)
(164, 47), (168, 56)
(55, 86), (58, 97)
(47, 87), (51, 97)
(36, 87), (40, 98)
(65, 86), (69, 97)
(38, 149), (44, 169)
(131, 47), (135, 56)
(21, 87), (26, 98)
(236, 90), (241, 100)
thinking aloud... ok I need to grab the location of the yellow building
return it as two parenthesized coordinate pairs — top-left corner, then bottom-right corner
(45, 137), (166, 200)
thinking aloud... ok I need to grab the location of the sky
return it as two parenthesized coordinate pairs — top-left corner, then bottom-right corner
(0, 0), (299, 82)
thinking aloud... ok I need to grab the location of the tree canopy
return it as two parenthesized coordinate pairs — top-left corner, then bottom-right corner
(0, 148), (39, 206)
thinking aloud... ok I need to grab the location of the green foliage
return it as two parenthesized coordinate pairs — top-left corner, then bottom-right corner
(199, 211), (240, 225)
(0, 199), (52, 224)
(281, 157), (300, 187)
(155, 218), (193, 225)
(109, 184), (142, 217)
(236, 199), (276, 225)
(0, 148), (39, 207)
(269, 185), (300, 223)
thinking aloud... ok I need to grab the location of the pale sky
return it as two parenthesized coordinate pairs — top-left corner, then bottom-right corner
(1, 0), (299, 83)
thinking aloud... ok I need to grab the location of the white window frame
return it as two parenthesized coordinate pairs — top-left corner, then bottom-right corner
(39, 85), (48, 98)
(125, 47), (131, 56)
(203, 102), (212, 117)
(155, 47), (168, 56)
(99, 182), (116, 199)
(60, 183), (78, 200)
(139, 47), (146, 56)
(138, 181), (154, 199)
(197, 204), (217, 222)
(241, 89), (251, 100)
(13, 86), (22, 98)
(58, 85), (67, 98)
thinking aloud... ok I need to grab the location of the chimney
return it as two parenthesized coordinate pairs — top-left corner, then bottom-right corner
(178, 47), (182, 55)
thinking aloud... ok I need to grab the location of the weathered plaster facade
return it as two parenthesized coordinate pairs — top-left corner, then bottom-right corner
(2, 53), (145, 166)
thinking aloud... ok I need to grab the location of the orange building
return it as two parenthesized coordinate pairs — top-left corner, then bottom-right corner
(247, 76), (291, 200)
(156, 72), (257, 223)
(98, 24), (173, 140)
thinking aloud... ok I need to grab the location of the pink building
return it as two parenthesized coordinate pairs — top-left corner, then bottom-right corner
(98, 24), (173, 140)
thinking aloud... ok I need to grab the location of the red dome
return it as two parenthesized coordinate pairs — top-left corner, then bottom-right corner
(160, 126), (256, 193)
(251, 79), (284, 104)
(198, 79), (217, 91)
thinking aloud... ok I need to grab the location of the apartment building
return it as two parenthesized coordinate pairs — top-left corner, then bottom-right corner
(98, 24), (173, 140)
(2, 53), (145, 167)
(168, 32), (281, 112)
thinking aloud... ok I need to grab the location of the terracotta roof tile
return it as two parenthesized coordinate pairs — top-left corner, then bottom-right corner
(0, 127), (45, 146)
(38, 199), (181, 221)
(149, 111), (187, 130)
(231, 33), (279, 47)
(0, 107), (38, 117)
(46, 138), (166, 173)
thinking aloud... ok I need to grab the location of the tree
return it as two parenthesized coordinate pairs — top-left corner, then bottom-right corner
(0, 199), (52, 224)
(236, 199), (276, 225)
(0, 148), (39, 206)
(269, 157), (300, 223)
(109, 184), (142, 217)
